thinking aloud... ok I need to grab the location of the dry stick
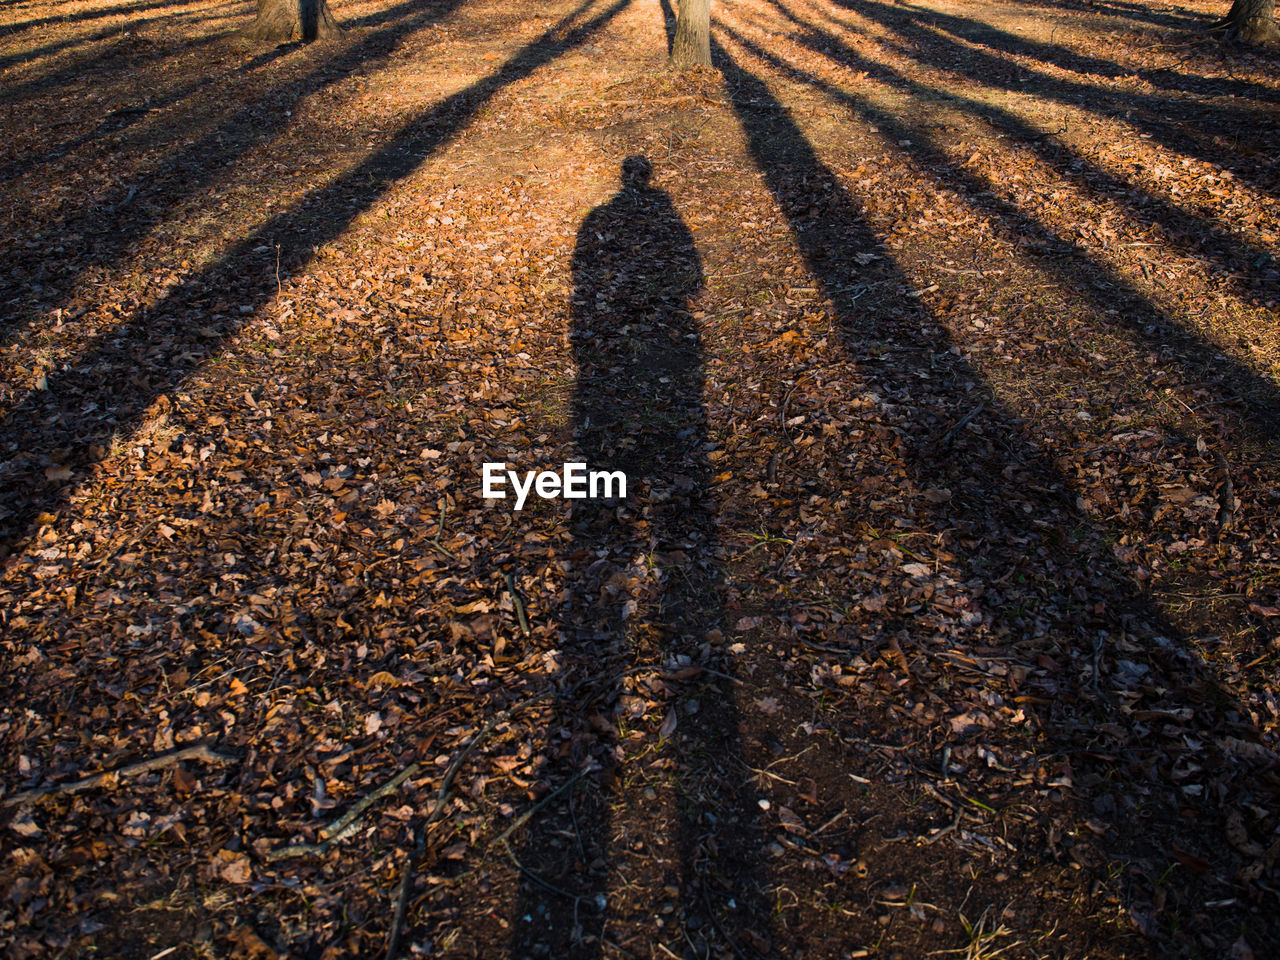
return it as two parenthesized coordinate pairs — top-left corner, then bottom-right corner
(430, 500), (457, 560)
(938, 403), (986, 448)
(499, 836), (598, 908)
(922, 808), (964, 845)
(491, 767), (592, 848)
(701, 886), (754, 960)
(568, 771), (587, 862)
(1215, 451), (1235, 538)
(385, 823), (427, 960)
(2, 744), (232, 808)
(795, 636), (859, 656)
(780, 370), (817, 438)
(503, 571), (531, 637)
(263, 762), (423, 862)
(772, 364), (845, 481)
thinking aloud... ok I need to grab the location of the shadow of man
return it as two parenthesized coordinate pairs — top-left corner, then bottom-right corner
(508, 156), (769, 959)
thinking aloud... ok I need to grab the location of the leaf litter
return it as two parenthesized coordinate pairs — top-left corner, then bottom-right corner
(0, 0), (1278, 956)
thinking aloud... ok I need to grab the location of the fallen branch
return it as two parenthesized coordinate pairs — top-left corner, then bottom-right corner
(2, 743), (232, 808)
(262, 762), (422, 862)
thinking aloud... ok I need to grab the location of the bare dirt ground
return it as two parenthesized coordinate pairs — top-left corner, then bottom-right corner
(1, 0), (1278, 956)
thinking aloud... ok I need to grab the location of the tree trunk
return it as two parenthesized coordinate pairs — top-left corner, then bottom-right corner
(243, 0), (342, 43)
(1211, 0), (1278, 42)
(667, 0), (711, 69)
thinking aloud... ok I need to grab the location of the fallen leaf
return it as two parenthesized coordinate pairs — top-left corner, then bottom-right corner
(658, 708), (677, 739)
(755, 696), (781, 716)
(215, 849), (252, 885)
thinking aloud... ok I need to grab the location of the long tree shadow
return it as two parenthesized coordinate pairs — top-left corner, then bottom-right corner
(837, 0), (1280, 196)
(720, 11), (1280, 438)
(0, 0), (633, 553)
(0, 0), (194, 36)
(715, 37), (1280, 952)
(507, 156), (770, 960)
(857, 0), (1265, 100)
(0, 15), (231, 103)
(764, 0), (1278, 306)
(0, 32), (306, 185)
(658, 0), (675, 50)
(0, 0), (468, 346)
(1027, 0), (1210, 29)
(852, 0), (1280, 104)
(0, 0), (238, 72)
(0, 0), (445, 190)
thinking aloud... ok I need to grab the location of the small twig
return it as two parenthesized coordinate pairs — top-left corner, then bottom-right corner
(1215, 451), (1235, 537)
(780, 371), (816, 438)
(504, 571), (531, 637)
(2, 744), (232, 808)
(796, 637), (859, 655)
(385, 821), (425, 960)
(430, 500), (458, 560)
(264, 762), (422, 862)
(568, 772), (587, 861)
(922, 809), (963, 845)
(493, 768), (592, 848)
(112, 185), (138, 213)
(934, 267), (1006, 276)
(775, 524), (818, 576)
(938, 403), (986, 448)
(321, 764), (418, 841)
(679, 666), (744, 686)
(500, 837), (602, 909)
(360, 554), (396, 586)
(811, 808), (849, 838)
(701, 886), (754, 959)
(747, 767), (797, 786)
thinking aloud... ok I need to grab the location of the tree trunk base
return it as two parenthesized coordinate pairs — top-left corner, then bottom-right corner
(242, 0), (342, 44)
(1209, 0), (1278, 41)
(666, 0), (711, 69)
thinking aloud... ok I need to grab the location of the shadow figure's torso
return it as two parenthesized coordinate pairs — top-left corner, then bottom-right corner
(571, 184), (706, 486)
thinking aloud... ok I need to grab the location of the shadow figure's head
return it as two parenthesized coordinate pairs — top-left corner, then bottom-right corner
(621, 154), (652, 190)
